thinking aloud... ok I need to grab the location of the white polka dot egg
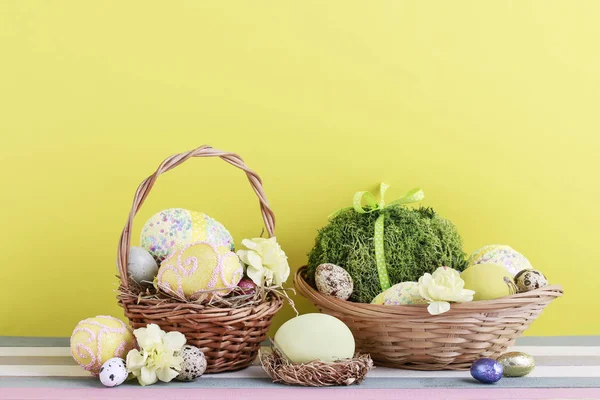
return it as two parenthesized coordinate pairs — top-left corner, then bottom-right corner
(315, 263), (354, 300)
(176, 345), (207, 381)
(99, 357), (128, 387)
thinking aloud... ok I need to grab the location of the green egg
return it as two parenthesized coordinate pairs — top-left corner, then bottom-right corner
(497, 352), (535, 377)
(274, 313), (355, 363)
(461, 263), (516, 301)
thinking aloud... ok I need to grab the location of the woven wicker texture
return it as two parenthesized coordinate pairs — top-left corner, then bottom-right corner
(295, 267), (563, 370)
(116, 145), (283, 373)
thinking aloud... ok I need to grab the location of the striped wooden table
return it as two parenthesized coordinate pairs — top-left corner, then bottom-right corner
(1, 336), (599, 400)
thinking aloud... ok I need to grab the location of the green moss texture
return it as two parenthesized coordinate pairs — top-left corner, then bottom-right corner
(307, 206), (467, 303)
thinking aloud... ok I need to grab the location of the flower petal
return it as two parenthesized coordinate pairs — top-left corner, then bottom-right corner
(139, 366), (158, 386)
(278, 261), (290, 285)
(247, 265), (265, 286)
(163, 331), (186, 353)
(126, 349), (147, 371)
(236, 250), (249, 265)
(427, 301), (451, 315)
(241, 239), (258, 250)
(245, 250), (263, 269)
(134, 324), (164, 350)
(156, 366), (179, 383)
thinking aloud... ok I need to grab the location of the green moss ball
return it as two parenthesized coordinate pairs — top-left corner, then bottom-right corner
(307, 206), (467, 303)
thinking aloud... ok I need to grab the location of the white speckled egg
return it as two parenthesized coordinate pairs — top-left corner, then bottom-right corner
(99, 357), (128, 387)
(176, 345), (207, 381)
(514, 269), (548, 293)
(371, 282), (427, 305)
(315, 263), (353, 300)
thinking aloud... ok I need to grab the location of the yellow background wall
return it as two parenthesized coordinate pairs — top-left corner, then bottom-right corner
(1, 1), (598, 337)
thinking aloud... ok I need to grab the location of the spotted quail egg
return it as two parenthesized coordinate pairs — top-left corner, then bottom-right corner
(315, 263), (353, 300)
(99, 357), (128, 387)
(176, 345), (207, 381)
(514, 269), (548, 293)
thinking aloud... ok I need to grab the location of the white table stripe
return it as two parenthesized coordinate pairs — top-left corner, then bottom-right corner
(511, 346), (600, 356)
(0, 348), (72, 357)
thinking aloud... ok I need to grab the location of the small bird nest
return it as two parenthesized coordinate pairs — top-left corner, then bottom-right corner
(260, 346), (373, 387)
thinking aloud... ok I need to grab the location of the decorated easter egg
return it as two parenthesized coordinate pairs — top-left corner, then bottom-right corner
(468, 245), (532, 276)
(274, 313), (355, 363)
(70, 316), (136, 376)
(99, 357), (128, 387)
(371, 282), (427, 305)
(120, 246), (158, 284)
(497, 352), (535, 377)
(157, 241), (243, 299)
(315, 263), (354, 300)
(141, 208), (234, 263)
(470, 358), (503, 383)
(237, 278), (257, 294)
(176, 345), (207, 381)
(461, 263), (516, 301)
(514, 269), (548, 293)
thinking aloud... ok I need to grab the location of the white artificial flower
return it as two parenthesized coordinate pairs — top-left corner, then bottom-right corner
(236, 237), (290, 287)
(418, 266), (475, 315)
(126, 324), (185, 386)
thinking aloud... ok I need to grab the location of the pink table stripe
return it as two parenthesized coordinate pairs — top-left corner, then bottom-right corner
(1, 388), (600, 400)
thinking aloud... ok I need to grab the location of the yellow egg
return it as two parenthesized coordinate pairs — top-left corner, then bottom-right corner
(157, 241), (243, 299)
(70, 316), (136, 376)
(461, 263), (516, 301)
(274, 313), (355, 363)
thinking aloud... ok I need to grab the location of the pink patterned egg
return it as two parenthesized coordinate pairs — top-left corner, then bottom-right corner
(157, 242), (243, 300)
(70, 316), (136, 376)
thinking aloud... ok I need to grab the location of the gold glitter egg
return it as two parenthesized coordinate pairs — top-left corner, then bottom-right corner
(497, 352), (535, 377)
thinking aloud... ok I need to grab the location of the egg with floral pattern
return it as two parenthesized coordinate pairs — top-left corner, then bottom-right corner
(141, 208), (234, 263)
(371, 282), (427, 305)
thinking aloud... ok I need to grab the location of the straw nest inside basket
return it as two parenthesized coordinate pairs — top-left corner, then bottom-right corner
(260, 346), (373, 387)
(117, 275), (294, 310)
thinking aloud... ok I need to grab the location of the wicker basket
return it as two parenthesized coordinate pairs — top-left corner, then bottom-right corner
(116, 145), (284, 373)
(295, 266), (562, 371)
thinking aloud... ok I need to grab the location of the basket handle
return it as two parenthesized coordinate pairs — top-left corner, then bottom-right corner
(116, 145), (275, 288)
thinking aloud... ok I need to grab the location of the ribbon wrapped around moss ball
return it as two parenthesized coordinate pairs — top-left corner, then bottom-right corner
(330, 183), (424, 291)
